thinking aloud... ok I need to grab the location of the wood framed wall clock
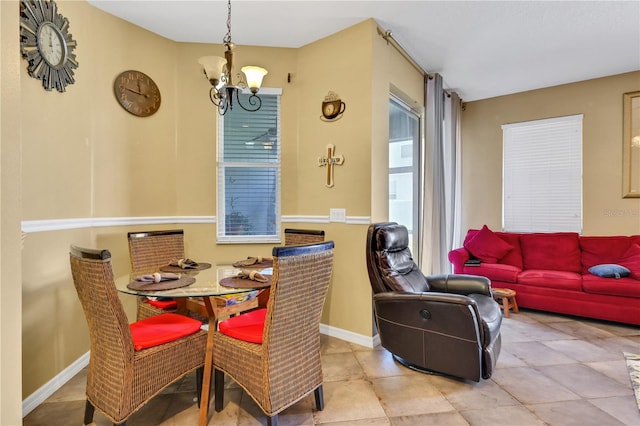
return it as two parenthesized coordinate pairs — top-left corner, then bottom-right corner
(113, 70), (162, 117)
(20, 0), (78, 92)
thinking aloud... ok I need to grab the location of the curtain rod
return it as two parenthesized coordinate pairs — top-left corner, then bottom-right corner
(376, 26), (425, 76)
(376, 26), (456, 99)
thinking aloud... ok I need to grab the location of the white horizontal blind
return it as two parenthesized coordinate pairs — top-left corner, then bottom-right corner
(217, 90), (281, 243)
(502, 114), (583, 233)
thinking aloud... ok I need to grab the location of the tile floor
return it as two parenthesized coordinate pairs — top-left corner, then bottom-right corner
(24, 309), (640, 425)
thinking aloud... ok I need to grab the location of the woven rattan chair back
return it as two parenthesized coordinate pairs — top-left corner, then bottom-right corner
(213, 241), (335, 425)
(128, 229), (185, 319)
(127, 229), (185, 272)
(283, 228), (325, 246)
(69, 245), (206, 426)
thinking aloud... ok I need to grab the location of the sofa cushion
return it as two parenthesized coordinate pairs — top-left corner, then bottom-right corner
(619, 244), (640, 280)
(463, 225), (513, 263)
(582, 275), (640, 298)
(580, 236), (633, 274)
(520, 232), (581, 273)
(517, 269), (583, 291)
(494, 232), (524, 269)
(463, 263), (520, 283)
(588, 264), (630, 279)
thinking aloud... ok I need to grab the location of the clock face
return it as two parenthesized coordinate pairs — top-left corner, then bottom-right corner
(20, 0), (78, 92)
(37, 22), (65, 67)
(324, 103), (335, 116)
(114, 70), (162, 117)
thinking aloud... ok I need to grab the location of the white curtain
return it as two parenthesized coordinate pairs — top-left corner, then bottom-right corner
(445, 92), (463, 262)
(420, 73), (462, 274)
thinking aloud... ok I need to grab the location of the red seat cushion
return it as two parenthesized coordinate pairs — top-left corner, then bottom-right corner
(218, 308), (267, 344)
(130, 313), (202, 351)
(517, 269), (583, 291)
(463, 262), (521, 283)
(582, 275), (640, 298)
(146, 298), (178, 310)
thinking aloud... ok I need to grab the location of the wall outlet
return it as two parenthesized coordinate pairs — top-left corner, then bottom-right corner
(329, 208), (346, 222)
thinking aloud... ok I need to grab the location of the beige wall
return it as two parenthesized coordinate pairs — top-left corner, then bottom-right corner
(14, 1), (424, 403)
(2, 1), (25, 423)
(461, 71), (640, 237)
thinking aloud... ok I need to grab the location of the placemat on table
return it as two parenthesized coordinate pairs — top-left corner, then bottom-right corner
(159, 262), (212, 273)
(219, 275), (272, 289)
(231, 258), (273, 269)
(127, 275), (196, 291)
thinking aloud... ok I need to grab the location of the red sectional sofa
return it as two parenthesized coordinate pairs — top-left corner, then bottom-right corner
(448, 225), (640, 325)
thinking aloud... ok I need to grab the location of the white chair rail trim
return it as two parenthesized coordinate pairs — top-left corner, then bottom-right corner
(22, 215), (371, 233)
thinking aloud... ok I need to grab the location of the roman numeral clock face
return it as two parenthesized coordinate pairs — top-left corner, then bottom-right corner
(114, 70), (162, 117)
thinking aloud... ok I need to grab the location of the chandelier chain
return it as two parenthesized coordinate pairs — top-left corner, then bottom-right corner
(223, 0), (232, 44)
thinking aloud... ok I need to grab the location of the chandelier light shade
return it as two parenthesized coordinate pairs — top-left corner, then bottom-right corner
(241, 66), (268, 93)
(198, 56), (227, 87)
(199, 0), (268, 115)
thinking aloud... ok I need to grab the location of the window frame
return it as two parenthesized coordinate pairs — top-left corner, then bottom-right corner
(388, 95), (421, 254)
(502, 114), (583, 233)
(216, 88), (282, 244)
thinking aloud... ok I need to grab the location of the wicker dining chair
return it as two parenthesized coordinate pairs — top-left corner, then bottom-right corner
(254, 228), (327, 309)
(69, 245), (207, 426)
(283, 228), (325, 245)
(212, 241), (335, 426)
(127, 229), (185, 320)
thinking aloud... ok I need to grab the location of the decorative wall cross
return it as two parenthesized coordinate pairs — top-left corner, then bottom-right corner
(318, 144), (345, 187)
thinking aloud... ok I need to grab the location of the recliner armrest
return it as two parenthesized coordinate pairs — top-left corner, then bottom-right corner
(426, 274), (492, 297)
(373, 290), (477, 307)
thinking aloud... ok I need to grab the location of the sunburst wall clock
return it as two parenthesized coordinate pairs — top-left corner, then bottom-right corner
(20, 0), (78, 92)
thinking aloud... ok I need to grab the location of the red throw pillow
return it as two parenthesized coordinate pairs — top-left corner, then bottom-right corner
(130, 313), (202, 351)
(218, 308), (267, 344)
(463, 225), (513, 263)
(619, 244), (640, 280)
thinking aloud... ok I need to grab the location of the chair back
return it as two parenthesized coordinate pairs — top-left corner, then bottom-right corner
(262, 241), (334, 407)
(127, 229), (185, 272)
(284, 228), (325, 246)
(366, 222), (429, 294)
(69, 246), (135, 402)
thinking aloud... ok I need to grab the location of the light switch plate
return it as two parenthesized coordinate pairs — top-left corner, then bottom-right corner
(329, 208), (346, 222)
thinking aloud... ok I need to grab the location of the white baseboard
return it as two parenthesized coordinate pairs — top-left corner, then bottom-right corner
(22, 351), (90, 417)
(22, 325), (379, 417)
(320, 323), (379, 348)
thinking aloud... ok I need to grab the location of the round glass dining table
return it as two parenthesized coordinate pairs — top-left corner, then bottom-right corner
(115, 263), (270, 298)
(115, 263), (271, 426)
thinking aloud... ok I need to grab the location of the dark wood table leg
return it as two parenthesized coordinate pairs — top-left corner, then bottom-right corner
(199, 296), (216, 426)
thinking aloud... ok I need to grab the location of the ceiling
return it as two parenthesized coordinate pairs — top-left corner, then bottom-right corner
(87, 0), (640, 102)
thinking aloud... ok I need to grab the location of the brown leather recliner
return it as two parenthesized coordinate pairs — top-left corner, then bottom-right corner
(366, 222), (502, 381)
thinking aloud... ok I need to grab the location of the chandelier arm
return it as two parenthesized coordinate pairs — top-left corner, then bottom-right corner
(209, 87), (223, 107)
(218, 100), (229, 115)
(236, 94), (262, 112)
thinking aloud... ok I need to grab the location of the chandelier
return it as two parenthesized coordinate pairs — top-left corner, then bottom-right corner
(198, 0), (268, 115)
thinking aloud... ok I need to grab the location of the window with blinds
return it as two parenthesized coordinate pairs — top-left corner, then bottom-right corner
(217, 90), (281, 243)
(502, 114), (583, 233)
